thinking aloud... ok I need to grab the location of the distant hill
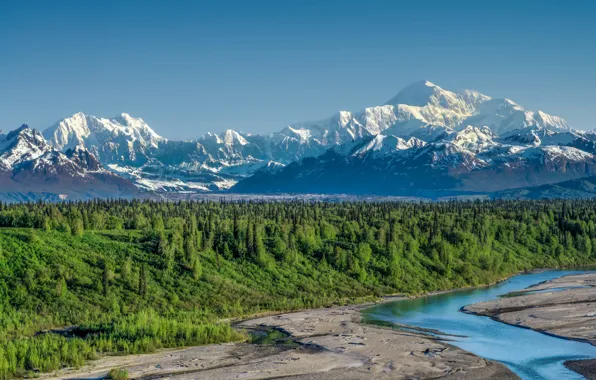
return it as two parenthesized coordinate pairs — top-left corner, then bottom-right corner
(494, 176), (596, 199)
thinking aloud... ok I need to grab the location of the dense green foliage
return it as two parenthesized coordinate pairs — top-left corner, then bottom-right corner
(108, 368), (128, 380)
(0, 199), (595, 378)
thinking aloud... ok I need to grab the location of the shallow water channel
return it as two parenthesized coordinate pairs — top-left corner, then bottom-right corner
(362, 270), (596, 379)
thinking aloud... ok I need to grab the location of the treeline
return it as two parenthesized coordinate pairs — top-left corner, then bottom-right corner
(0, 199), (595, 378)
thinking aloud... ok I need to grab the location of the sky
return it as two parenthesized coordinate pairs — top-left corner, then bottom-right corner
(1, 0), (595, 140)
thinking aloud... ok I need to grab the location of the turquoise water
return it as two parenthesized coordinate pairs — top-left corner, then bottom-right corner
(362, 270), (596, 379)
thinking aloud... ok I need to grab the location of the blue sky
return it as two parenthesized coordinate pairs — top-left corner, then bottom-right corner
(1, 0), (595, 139)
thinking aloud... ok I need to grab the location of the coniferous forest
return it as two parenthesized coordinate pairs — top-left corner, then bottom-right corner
(0, 199), (595, 378)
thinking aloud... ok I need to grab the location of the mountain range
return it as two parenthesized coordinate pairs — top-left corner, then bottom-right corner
(2, 80), (596, 201)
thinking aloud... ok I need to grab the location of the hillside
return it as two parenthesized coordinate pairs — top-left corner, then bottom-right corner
(495, 175), (596, 199)
(0, 199), (595, 378)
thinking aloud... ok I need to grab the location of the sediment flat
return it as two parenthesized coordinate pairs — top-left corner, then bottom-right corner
(463, 272), (596, 378)
(463, 273), (596, 344)
(43, 302), (516, 380)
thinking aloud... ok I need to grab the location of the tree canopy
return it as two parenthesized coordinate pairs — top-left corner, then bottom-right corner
(0, 198), (594, 378)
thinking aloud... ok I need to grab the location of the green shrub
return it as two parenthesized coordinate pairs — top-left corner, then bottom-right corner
(108, 368), (128, 380)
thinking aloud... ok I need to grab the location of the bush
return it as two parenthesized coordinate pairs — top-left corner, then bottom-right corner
(108, 368), (128, 380)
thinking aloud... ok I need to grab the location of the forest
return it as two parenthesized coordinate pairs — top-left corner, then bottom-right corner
(0, 199), (595, 378)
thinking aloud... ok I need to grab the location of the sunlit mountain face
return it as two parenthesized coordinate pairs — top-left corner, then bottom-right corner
(3, 80), (596, 201)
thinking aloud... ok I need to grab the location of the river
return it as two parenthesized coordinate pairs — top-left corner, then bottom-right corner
(362, 270), (596, 379)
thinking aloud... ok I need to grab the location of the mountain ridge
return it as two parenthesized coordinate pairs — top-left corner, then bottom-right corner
(0, 125), (138, 201)
(3, 80), (593, 200)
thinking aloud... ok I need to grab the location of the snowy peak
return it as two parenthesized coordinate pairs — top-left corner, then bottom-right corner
(43, 112), (91, 150)
(384, 80), (490, 115)
(200, 132), (221, 143)
(5, 80), (581, 197)
(269, 80), (571, 164)
(533, 110), (569, 130)
(4, 124), (47, 147)
(200, 129), (247, 145)
(384, 80), (440, 106)
(43, 112), (165, 152)
(278, 126), (314, 143)
(0, 124), (51, 170)
(221, 129), (248, 146)
(291, 110), (371, 145)
(261, 160), (285, 174)
(110, 113), (164, 144)
(0, 123), (122, 195)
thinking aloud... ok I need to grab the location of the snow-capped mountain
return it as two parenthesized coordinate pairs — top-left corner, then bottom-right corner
(42, 113), (329, 192)
(5, 79), (594, 200)
(44, 112), (165, 165)
(230, 81), (595, 196)
(287, 80), (570, 141)
(232, 133), (596, 196)
(0, 125), (51, 170)
(0, 124), (137, 202)
(45, 112), (164, 151)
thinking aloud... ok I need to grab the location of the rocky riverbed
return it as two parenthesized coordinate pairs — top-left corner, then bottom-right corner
(43, 301), (516, 380)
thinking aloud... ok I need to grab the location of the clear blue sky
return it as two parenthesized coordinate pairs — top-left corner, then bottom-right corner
(1, 0), (595, 139)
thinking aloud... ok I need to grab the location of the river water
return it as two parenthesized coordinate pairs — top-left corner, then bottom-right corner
(362, 270), (596, 379)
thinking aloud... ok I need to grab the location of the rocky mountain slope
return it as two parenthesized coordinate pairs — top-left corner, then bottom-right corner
(4, 80), (595, 200)
(0, 125), (137, 202)
(232, 81), (596, 197)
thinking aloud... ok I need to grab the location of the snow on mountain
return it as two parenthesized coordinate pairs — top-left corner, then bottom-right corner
(0, 125), (51, 170)
(409, 142), (489, 171)
(447, 126), (498, 152)
(289, 110), (372, 145)
(518, 145), (595, 163)
(384, 80), (489, 114)
(278, 127), (313, 143)
(261, 160), (285, 173)
(0, 124), (137, 201)
(222, 129), (249, 146)
(22, 80), (587, 197)
(44, 112), (165, 152)
(200, 129), (249, 147)
(500, 127), (581, 147)
(198, 129), (256, 161)
(352, 135), (426, 158)
(231, 76), (594, 196)
(463, 99), (570, 135)
(232, 135), (596, 196)
(281, 80), (568, 147)
(15, 145), (105, 178)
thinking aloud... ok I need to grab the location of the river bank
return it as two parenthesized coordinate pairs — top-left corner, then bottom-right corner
(463, 273), (596, 379)
(42, 300), (516, 380)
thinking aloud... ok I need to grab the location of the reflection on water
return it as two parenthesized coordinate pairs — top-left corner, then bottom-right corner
(249, 328), (298, 346)
(362, 270), (596, 380)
